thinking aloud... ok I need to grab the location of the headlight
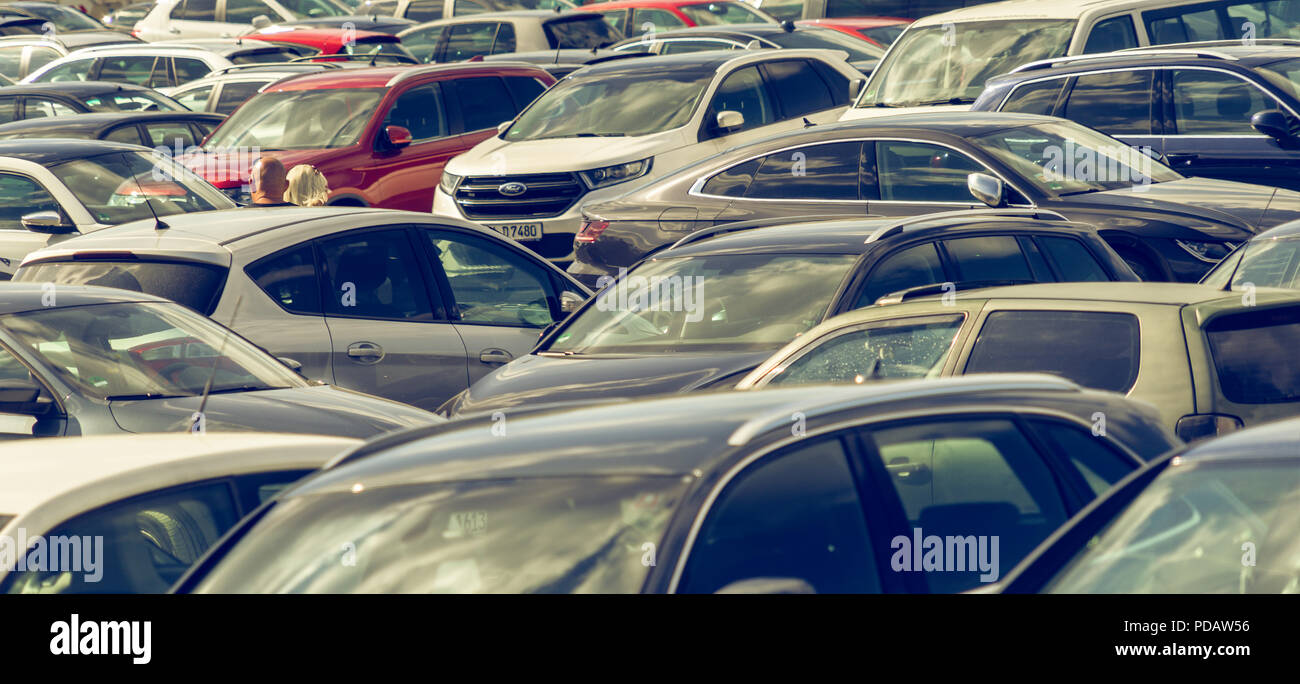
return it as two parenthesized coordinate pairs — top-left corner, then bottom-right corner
(439, 170), (462, 195)
(578, 158), (651, 190)
(1176, 239), (1237, 263)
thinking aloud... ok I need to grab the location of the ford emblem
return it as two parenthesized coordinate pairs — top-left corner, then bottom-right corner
(498, 182), (527, 197)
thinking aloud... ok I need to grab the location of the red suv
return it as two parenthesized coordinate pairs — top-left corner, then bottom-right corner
(183, 63), (555, 210)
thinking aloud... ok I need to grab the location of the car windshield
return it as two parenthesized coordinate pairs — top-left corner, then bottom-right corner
(545, 253), (856, 354)
(1257, 57), (1300, 99)
(80, 90), (186, 112)
(203, 87), (383, 150)
(18, 3), (102, 31)
(861, 20), (1075, 107)
(859, 24), (905, 46)
(970, 121), (1182, 196)
(679, 2), (772, 24)
(543, 16), (621, 49)
(15, 260), (229, 315)
(275, 0), (351, 19)
(505, 68), (714, 140)
(47, 150), (234, 225)
(0, 302), (305, 401)
(189, 475), (689, 593)
(769, 27), (883, 60)
(1046, 461), (1300, 593)
(1207, 237), (1300, 290)
(345, 37), (416, 60)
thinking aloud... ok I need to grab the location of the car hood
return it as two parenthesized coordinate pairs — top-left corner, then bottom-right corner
(1066, 177), (1300, 237)
(448, 351), (773, 417)
(839, 103), (970, 120)
(108, 385), (440, 439)
(446, 130), (686, 177)
(180, 148), (342, 189)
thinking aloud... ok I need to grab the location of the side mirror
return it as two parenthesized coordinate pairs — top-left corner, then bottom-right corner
(383, 125), (412, 149)
(715, 110), (744, 132)
(714, 577), (816, 594)
(21, 210), (74, 234)
(967, 172), (1005, 208)
(1252, 109), (1293, 142)
(560, 290), (585, 314)
(0, 377), (50, 416)
(277, 357), (303, 373)
(251, 14), (272, 29)
(848, 77), (866, 101)
(496, 121), (511, 135)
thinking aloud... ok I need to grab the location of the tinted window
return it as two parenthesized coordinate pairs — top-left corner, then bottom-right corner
(770, 315), (964, 385)
(0, 173), (59, 230)
(701, 158), (759, 197)
(810, 59), (850, 105)
(763, 60), (835, 117)
(1205, 305), (1300, 403)
(1146, 7), (1227, 44)
(37, 59), (91, 83)
(864, 417), (1068, 592)
(400, 25), (441, 63)
(384, 82), (447, 143)
(875, 141), (984, 202)
(15, 261), (228, 314)
(96, 56), (157, 86)
(214, 81), (265, 114)
(1037, 236), (1109, 281)
(441, 22), (497, 61)
(1225, 0), (1300, 40)
(144, 122), (198, 148)
(172, 58), (211, 84)
(176, 0), (217, 20)
(0, 97), (15, 124)
(504, 76), (545, 111)
(493, 22), (516, 54)
(246, 244), (321, 315)
(427, 230), (553, 327)
(705, 65), (774, 137)
(0, 46), (24, 81)
(859, 243), (946, 306)
(680, 438), (879, 594)
(1082, 15), (1139, 53)
(1029, 418), (1136, 496)
(942, 235), (1033, 282)
(319, 230), (434, 320)
(746, 142), (861, 200)
(630, 8), (684, 32)
(404, 0), (445, 22)
(965, 310), (1141, 393)
(103, 125), (142, 144)
(543, 16), (620, 49)
(999, 79), (1064, 116)
(661, 38), (739, 54)
(1171, 68), (1271, 135)
(23, 97), (77, 119)
(452, 76), (516, 132)
(27, 46), (60, 73)
(225, 0), (270, 23)
(1063, 70), (1153, 135)
(174, 84), (213, 111)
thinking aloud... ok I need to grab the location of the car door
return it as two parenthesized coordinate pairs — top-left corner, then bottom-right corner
(1160, 67), (1300, 190)
(168, 0), (224, 38)
(866, 139), (998, 218)
(360, 80), (462, 211)
(0, 172), (70, 278)
(316, 227), (469, 411)
(240, 243), (334, 382)
(421, 226), (569, 384)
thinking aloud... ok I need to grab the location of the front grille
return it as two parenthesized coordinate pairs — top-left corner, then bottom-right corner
(454, 172), (585, 220)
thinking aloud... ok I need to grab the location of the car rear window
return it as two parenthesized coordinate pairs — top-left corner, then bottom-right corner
(1205, 305), (1300, 403)
(15, 260), (228, 315)
(964, 310), (1141, 393)
(543, 16), (621, 50)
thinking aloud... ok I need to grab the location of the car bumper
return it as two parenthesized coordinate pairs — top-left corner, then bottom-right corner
(433, 186), (579, 263)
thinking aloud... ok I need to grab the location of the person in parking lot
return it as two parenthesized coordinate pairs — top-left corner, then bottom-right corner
(286, 164), (329, 207)
(250, 156), (293, 207)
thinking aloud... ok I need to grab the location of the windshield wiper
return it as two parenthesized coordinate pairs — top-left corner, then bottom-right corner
(914, 97), (977, 106)
(204, 385), (277, 395)
(106, 392), (195, 401)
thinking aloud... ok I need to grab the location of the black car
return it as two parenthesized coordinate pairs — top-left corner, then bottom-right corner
(0, 110), (225, 148)
(571, 112), (1300, 286)
(442, 208), (1138, 417)
(999, 416), (1300, 594)
(0, 82), (184, 124)
(175, 374), (1180, 594)
(972, 41), (1300, 192)
(608, 22), (883, 74)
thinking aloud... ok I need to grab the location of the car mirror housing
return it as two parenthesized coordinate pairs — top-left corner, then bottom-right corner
(967, 172), (1005, 208)
(715, 110), (744, 132)
(1251, 109), (1293, 142)
(251, 14), (272, 29)
(496, 120), (510, 135)
(21, 210), (74, 234)
(383, 125), (412, 149)
(849, 77), (866, 101)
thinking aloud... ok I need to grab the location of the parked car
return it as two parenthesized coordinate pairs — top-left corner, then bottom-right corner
(1201, 217), (1300, 290)
(973, 42), (1300, 192)
(0, 283), (439, 439)
(132, 0), (355, 41)
(479, 46), (647, 77)
(738, 281), (1300, 441)
(21, 41), (303, 88)
(101, 1), (154, 32)
(0, 82), (185, 125)
(842, 0), (1300, 121)
(184, 62), (555, 208)
(585, 0), (775, 35)
(608, 22), (882, 74)
(0, 432), (359, 594)
(0, 32), (141, 81)
(751, 0), (939, 23)
(572, 112), (1300, 285)
(243, 25), (417, 61)
(241, 14), (418, 34)
(0, 110), (227, 147)
(0, 138), (235, 279)
(166, 62), (341, 113)
(795, 17), (911, 48)
(999, 416), (1300, 593)
(16, 207), (590, 411)
(363, 0), (577, 24)
(441, 209), (1136, 416)
(434, 50), (865, 262)
(173, 374), (1180, 594)
(0, 16), (50, 36)
(0, 2), (106, 32)
(397, 9), (622, 63)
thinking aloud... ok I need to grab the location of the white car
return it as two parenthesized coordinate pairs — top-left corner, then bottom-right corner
(168, 62), (339, 113)
(433, 48), (865, 264)
(842, 0), (1295, 121)
(19, 41), (302, 88)
(133, 0), (355, 42)
(0, 433), (360, 594)
(361, 0), (576, 24)
(397, 9), (621, 63)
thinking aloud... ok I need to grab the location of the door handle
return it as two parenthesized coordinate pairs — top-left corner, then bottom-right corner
(1165, 153), (1199, 165)
(168, 27), (181, 33)
(479, 348), (513, 365)
(346, 341), (384, 363)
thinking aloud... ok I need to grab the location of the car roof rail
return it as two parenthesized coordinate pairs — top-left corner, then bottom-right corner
(209, 62), (340, 76)
(288, 52), (418, 66)
(872, 278), (1038, 306)
(1124, 38), (1300, 49)
(1009, 49), (1238, 73)
(863, 208), (1070, 243)
(668, 215), (853, 250)
(727, 374), (1082, 446)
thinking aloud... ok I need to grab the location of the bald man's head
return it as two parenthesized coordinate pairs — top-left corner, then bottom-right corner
(251, 155), (288, 204)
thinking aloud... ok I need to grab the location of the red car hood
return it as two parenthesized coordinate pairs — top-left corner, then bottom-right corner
(179, 148), (340, 189)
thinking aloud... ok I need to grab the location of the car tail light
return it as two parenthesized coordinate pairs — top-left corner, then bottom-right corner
(576, 219), (609, 243)
(1175, 414), (1243, 442)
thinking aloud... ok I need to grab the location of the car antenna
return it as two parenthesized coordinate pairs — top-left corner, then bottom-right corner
(191, 295), (244, 434)
(122, 152), (168, 230)
(802, 117), (814, 127)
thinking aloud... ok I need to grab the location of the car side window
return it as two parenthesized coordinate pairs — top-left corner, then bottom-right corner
(23, 97), (77, 119)
(965, 310), (1142, 393)
(174, 84), (213, 111)
(630, 8), (685, 33)
(0, 46), (24, 80)
(2, 482), (239, 594)
(441, 22), (497, 62)
(0, 173), (61, 230)
(1036, 236), (1110, 281)
(104, 125), (143, 144)
(399, 26), (441, 63)
(769, 315), (965, 386)
(999, 78), (1065, 116)
(426, 229), (555, 328)
(453, 0), (490, 16)
(38, 59), (91, 83)
(660, 38), (740, 54)
(318, 229), (435, 321)
(745, 142), (862, 200)
(858, 243), (946, 306)
(144, 122), (198, 148)
(404, 0), (445, 22)
(874, 140), (985, 202)
(700, 158), (758, 197)
(1082, 15), (1139, 53)
(214, 81), (264, 114)
(1145, 6), (1227, 44)
(246, 244), (322, 315)
(1171, 68), (1274, 135)
(451, 76), (516, 133)
(862, 417), (1070, 592)
(493, 22), (516, 54)
(942, 235), (1034, 282)
(175, 0), (217, 21)
(679, 437), (880, 594)
(171, 58), (210, 85)
(224, 0), (271, 23)
(27, 46), (60, 74)
(596, 9), (628, 34)
(763, 59), (836, 118)
(504, 75), (545, 111)
(0, 96), (15, 124)
(704, 66), (775, 139)
(1028, 418), (1137, 496)
(97, 55), (157, 86)
(1225, 0), (1300, 39)
(1062, 70), (1153, 135)
(383, 82), (447, 143)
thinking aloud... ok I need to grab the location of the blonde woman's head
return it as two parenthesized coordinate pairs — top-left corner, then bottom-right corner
(285, 164), (330, 206)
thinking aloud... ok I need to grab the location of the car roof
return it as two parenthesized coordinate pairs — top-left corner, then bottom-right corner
(264, 61), (546, 90)
(0, 433), (358, 523)
(900, 281), (1271, 306)
(0, 137), (150, 164)
(1248, 217), (1300, 240)
(0, 110), (223, 134)
(913, 0), (1201, 25)
(1180, 416), (1300, 463)
(740, 111), (1061, 146)
(564, 48), (754, 76)
(0, 282), (165, 315)
(990, 43), (1300, 81)
(590, 0), (751, 7)
(0, 81), (158, 96)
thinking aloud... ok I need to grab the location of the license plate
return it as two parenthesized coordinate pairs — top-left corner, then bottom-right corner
(488, 223), (542, 241)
